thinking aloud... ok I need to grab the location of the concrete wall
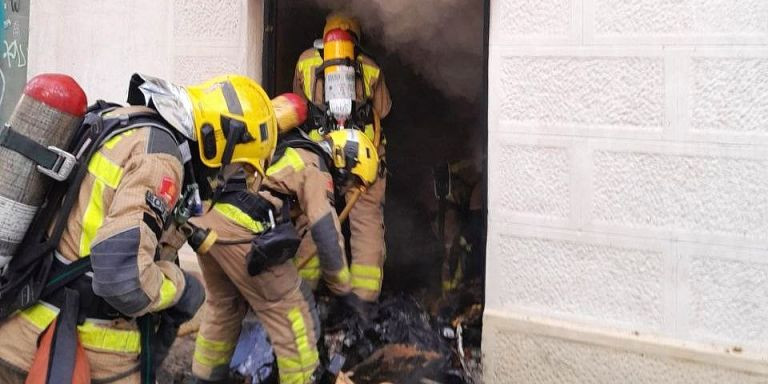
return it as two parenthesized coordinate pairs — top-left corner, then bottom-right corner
(27, 0), (262, 103)
(485, 0), (768, 382)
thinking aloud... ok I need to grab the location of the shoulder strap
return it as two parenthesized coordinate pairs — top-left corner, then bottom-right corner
(14, 104), (176, 271)
(274, 129), (331, 167)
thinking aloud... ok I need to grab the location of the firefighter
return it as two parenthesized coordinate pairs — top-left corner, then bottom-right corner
(0, 73), (277, 384)
(189, 127), (379, 384)
(429, 159), (483, 294)
(293, 11), (392, 302)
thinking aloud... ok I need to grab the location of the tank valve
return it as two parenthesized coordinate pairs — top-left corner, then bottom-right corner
(188, 226), (218, 255)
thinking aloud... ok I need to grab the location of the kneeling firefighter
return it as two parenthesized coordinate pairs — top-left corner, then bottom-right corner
(0, 72), (277, 384)
(188, 111), (379, 383)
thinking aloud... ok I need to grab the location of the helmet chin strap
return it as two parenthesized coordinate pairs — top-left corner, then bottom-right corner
(208, 122), (247, 209)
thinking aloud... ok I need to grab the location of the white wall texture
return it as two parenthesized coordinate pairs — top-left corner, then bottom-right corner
(485, 0), (768, 382)
(27, 0), (262, 104)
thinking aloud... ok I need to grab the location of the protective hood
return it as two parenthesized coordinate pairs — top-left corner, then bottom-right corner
(127, 73), (196, 141)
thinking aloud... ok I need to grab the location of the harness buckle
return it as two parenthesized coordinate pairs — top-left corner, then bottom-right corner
(37, 146), (77, 181)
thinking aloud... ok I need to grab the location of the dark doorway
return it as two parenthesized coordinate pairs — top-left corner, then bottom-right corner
(265, 1), (488, 380)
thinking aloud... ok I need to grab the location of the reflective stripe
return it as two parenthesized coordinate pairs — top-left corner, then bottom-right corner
(193, 351), (231, 368)
(153, 277), (178, 311)
(351, 276), (381, 291)
(276, 359), (316, 384)
(195, 336), (236, 352)
(88, 152), (124, 188)
(267, 148), (305, 176)
(77, 321), (141, 354)
(308, 129), (324, 142)
(80, 179), (106, 257)
(194, 336), (236, 368)
(298, 256), (320, 268)
(364, 124), (375, 142)
(297, 53), (323, 99)
(297, 256), (321, 281)
(80, 152), (125, 257)
(351, 264), (381, 292)
(278, 307), (319, 383)
(332, 267), (350, 285)
(443, 259), (463, 292)
(351, 264), (382, 279)
(359, 58), (380, 97)
(103, 130), (136, 150)
(20, 303), (141, 354)
(213, 203), (266, 233)
(20, 302), (59, 330)
(299, 268), (321, 282)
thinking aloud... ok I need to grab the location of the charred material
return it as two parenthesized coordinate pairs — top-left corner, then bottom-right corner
(321, 292), (483, 383)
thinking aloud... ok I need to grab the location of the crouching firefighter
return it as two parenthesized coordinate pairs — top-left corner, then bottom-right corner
(0, 72), (274, 384)
(187, 123), (379, 384)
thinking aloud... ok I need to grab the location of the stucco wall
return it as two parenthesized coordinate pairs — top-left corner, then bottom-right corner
(485, 0), (768, 382)
(27, 0), (262, 103)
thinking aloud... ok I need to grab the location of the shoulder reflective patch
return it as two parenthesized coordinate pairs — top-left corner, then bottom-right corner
(297, 53), (323, 98)
(360, 61), (381, 96)
(103, 129), (136, 150)
(88, 152), (124, 189)
(266, 148), (305, 177)
(148, 128), (183, 163)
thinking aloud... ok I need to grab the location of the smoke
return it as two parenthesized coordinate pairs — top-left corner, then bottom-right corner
(312, 0), (485, 101)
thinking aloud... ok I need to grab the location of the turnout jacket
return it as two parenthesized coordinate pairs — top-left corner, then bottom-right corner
(0, 107), (190, 382)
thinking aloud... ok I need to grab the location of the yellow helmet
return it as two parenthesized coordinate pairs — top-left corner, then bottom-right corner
(322, 129), (379, 187)
(186, 74), (278, 176)
(324, 11), (361, 41)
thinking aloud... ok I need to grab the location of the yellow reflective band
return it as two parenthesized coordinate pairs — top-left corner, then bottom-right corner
(351, 276), (381, 292)
(194, 336), (236, 368)
(153, 277), (178, 311)
(297, 53), (323, 99)
(360, 60), (380, 96)
(279, 372), (304, 384)
(77, 321), (141, 354)
(20, 302), (59, 330)
(103, 129), (136, 150)
(296, 256), (319, 268)
(88, 152), (124, 189)
(80, 152), (124, 257)
(287, 307), (319, 375)
(194, 350), (231, 368)
(276, 356), (319, 373)
(267, 148), (305, 176)
(195, 335), (235, 352)
(351, 264), (382, 279)
(308, 129), (324, 142)
(213, 203), (266, 233)
(299, 268), (321, 281)
(80, 179), (106, 257)
(364, 124), (375, 142)
(276, 358), (317, 384)
(335, 267), (350, 285)
(195, 335), (236, 352)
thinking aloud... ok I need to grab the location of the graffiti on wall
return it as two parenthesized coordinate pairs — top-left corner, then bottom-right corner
(0, 0), (28, 123)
